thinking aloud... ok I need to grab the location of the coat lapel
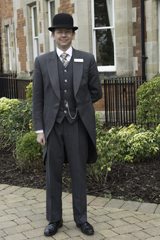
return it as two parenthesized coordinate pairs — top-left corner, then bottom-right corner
(47, 49), (83, 99)
(73, 49), (83, 97)
(47, 51), (60, 100)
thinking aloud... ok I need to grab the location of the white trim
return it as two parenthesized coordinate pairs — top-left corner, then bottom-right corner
(48, 0), (55, 51)
(94, 26), (114, 30)
(91, 0), (96, 59)
(31, 5), (39, 59)
(112, 0), (116, 70)
(6, 26), (12, 71)
(91, 0), (116, 72)
(98, 65), (116, 72)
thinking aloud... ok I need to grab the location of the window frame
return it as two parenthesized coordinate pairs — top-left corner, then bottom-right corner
(91, 0), (116, 72)
(48, 0), (55, 51)
(31, 5), (39, 59)
(5, 25), (12, 71)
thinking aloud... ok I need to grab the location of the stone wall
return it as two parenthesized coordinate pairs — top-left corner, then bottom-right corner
(145, 0), (159, 80)
(115, 0), (133, 76)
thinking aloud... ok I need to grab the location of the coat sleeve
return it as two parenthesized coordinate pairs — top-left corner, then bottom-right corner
(32, 57), (44, 131)
(88, 54), (102, 103)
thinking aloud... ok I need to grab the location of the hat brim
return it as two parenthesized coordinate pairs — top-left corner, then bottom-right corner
(48, 26), (78, 32)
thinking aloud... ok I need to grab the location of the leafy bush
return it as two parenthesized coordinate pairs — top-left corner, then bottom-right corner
(0, 97), (20, 114)
(87, 114), (109, 185)
(126, 131), (159, 162)
(0, 98), (20, 150)
(155, 124), (160, 148)
(26, 82), (33, 101)
(0, 97), (32, 151)
(136, 76), (160, 126)
(88, 122), (160, 185)
(15, 131), (42, 171)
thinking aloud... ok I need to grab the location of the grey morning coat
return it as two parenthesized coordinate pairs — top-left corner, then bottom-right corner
(32, 48), (102, 164)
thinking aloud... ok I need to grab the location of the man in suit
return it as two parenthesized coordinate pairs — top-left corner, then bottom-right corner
(33, 13), (102, 237)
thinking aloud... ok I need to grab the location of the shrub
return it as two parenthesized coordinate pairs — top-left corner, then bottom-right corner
(136, 75), (160, 126)
(0, 97), (20, 114)
(15, 131), (42, 171)
(0, 98), (21, 151)
(126, 130), (159, 162)
(0, 97), (32, 151)
(26, 82), (33, 101)
(155, 124), (160, 148)
(88, 122), (160, 185)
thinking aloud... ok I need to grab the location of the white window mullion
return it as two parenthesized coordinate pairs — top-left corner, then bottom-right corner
(31, 5), (39, 59)
(6, 26), (12, 71)
(48, 0), (55, 51)
(91, 0), (96, 58)
(112, 0), (116, 71)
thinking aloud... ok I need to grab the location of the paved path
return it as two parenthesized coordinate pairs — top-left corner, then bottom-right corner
(0, 184), (160, 240)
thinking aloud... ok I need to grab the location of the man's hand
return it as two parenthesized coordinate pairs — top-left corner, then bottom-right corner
(37, 132), (46, 146)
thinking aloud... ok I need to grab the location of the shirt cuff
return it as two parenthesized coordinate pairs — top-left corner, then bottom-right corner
(36, 130), (44, 134)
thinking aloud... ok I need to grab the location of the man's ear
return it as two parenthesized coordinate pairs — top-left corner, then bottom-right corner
(72, 31), (75, 40)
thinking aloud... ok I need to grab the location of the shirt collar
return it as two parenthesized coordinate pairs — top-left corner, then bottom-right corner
(56, 46), (73, 58)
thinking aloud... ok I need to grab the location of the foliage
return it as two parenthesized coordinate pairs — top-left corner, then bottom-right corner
(136, 76), (160, 126)
(0, 97), (32, 151)
(88, 120), (160, 185)
(0, 97), (20, 114)
(15, 131), (42, 171)
(155, 124), (160, 148)
(26, 82), (33, 101)
(87, 113), (109, 185)
(126, 130), (159, 162)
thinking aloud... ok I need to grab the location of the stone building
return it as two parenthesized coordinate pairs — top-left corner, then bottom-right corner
(0, 0), (160, 109)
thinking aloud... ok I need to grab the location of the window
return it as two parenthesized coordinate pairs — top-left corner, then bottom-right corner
(48, 0), (55, 51)
(92, 0), (115, 72)
(31, 5), (39, 59)
(5, 25), (12, 71)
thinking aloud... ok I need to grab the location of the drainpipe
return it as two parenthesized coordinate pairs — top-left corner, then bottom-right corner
(140, 0), (147, 81)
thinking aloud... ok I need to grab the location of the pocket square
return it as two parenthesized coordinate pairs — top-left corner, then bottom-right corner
(74, 58), (84, 62)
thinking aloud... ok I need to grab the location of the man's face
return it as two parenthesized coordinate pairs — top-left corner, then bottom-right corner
(53, 28), (75, 51)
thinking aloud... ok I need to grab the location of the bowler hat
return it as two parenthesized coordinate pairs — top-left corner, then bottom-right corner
(48, 13), (78, 32)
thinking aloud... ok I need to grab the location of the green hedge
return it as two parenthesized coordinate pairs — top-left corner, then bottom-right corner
(0, 97), (32, 151)
(137, 75), (160, 126)
(15, 131), (42, 171)
(88, 121), (160, 185)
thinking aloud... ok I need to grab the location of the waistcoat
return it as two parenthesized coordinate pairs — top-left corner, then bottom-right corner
(56, 56), (77, 124)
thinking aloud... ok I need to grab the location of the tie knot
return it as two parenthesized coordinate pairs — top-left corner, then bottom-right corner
(60, 52), (69, 67)
(61, 52), (68, 60)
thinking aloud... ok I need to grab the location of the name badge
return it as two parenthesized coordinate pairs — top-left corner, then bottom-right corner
(74, 58), (84, 62)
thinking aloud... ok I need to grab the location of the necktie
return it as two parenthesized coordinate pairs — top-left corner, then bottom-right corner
(60, 52), (69, 68)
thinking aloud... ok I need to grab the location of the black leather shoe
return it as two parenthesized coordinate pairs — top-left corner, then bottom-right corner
(44, 220), (63, 236)
(76, 222), (94, 235)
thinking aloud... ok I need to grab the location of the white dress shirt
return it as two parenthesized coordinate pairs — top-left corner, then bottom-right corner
(56, 46), (72, 62)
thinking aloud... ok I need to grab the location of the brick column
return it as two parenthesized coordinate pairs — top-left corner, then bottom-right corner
(58, 0), (74, 14)
(16, 9), (27, 72)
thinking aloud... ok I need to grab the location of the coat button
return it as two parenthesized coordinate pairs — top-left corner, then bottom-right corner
(64, 110), (67, 114)
(64, 89), (67, 93)
(64, 79), (68, 83)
